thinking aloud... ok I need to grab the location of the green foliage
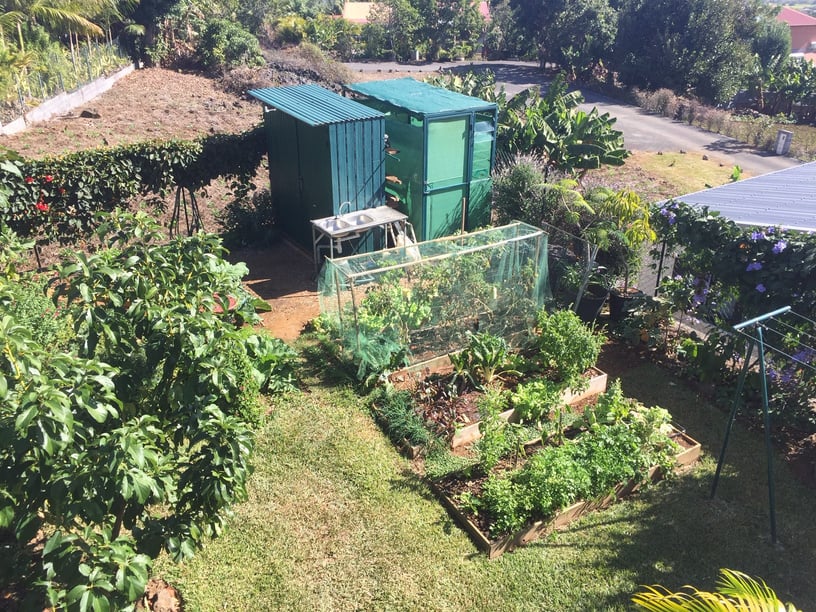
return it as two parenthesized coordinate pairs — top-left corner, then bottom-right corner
(615, 0), (757, 104)
(364, 0), (420, 60)
(0, 212), (267, 608)
(633, 568), (803, 611)
(305, 15), (362, 60)
(449, 331), (521, 389)
(217, 188), (278, 249)
(198, 18), (265, 71)
(369, 386), (433, 448)
(0, 126), (265, 244)
(474, 389), (512, 472)
(510, 378), (564, 427)
(424, 447), (478, 480)
(535, 309), (604, 389)
(243, 331), (299, 395)
(537, 0), (618, 80)
(653, 200), (816, 323)
(480, 410), (677, 536)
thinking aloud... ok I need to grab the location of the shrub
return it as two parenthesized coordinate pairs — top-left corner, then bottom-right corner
(199, 18), (265, 71)
(1, 212), (261, 610)
(218, 189), (279, 249)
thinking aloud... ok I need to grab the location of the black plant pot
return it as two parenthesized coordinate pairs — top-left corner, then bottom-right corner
(576, 283), (609, 323)
(609, 288), (646, 322)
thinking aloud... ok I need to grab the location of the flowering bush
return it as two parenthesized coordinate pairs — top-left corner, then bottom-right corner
(651, 200), (816, 323)
(652, 200), (816, 431)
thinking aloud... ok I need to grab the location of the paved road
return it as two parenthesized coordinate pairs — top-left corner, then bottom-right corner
(345, 60), (801, 176)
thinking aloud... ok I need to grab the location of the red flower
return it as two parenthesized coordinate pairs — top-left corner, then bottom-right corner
(35, 194), (49, 212)
(44, 175), (53, 183)
(58, 187), (66, 195)
(24, 176), (34, 184)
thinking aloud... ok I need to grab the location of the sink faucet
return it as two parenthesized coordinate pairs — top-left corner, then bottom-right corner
(338, 201), (352, 216)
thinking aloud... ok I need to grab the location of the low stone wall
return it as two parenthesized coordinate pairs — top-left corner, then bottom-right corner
(1, 63), (135, 136)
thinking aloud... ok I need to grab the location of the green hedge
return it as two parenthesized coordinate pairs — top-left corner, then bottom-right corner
(0, 125), (265, 243)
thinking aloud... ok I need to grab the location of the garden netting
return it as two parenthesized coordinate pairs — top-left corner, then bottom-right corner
(318, 222), (552, 371)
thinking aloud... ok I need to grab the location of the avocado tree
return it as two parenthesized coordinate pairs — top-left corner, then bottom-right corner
(0, 212), (269, 609)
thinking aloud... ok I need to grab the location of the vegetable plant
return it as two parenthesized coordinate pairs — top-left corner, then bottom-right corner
(449, 331), (522, 389)
(535, 308), (604, 390)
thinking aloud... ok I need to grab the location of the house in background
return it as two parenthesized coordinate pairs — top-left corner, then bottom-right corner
(341, 1), (490, 25)
(777, 6), (816, 62)
(341, 2), (373, 24)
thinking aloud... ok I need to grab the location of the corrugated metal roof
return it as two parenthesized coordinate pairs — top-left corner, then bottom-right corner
(347, 78), (496, 116)
(676, 161), (816, 231)
(248, 84), (384, 127)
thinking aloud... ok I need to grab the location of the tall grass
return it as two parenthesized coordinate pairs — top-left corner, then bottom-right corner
(633, 87), (816, 161)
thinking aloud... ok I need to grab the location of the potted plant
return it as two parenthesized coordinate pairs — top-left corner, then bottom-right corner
(599, 190), (655, 321)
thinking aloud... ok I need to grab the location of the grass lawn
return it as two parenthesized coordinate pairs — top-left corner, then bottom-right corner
(151, 343), (816, 610)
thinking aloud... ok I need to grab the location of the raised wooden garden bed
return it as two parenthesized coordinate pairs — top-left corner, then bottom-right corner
(450, 367), (609, 449)
(432, 427), (701, 559)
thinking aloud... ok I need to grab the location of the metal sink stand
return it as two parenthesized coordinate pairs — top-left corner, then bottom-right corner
(310, 205), (415, 274)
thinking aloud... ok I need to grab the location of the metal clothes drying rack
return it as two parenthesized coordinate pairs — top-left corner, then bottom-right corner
(711, 306), (816, 543)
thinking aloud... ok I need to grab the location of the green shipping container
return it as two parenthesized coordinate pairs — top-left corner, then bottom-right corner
(347, 79), (498, 241)
(249, 85), (386, 250)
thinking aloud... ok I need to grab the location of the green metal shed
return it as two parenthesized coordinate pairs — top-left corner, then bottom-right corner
(346, 78), (498, 241)
(249, 85), (386, 249)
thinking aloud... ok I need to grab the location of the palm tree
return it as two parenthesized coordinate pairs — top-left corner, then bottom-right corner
(0, 0), (104, 52)
(633, 568), (802, 611)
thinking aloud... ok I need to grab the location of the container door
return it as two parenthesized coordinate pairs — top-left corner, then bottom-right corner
(267, 111), (303, 245)
(424, 116), (469, 239)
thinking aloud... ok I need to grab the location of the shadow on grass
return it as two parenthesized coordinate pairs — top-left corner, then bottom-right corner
(530, 361), (816, 609)
(296, 334), (358, 388)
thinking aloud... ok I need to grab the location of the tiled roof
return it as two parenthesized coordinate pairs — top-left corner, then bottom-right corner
(777, 6), (816, 27)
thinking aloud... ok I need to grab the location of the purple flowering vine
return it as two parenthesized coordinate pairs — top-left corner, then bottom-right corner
(756, 283), (766, 293)
(772, 240), (787, 254)
(746, 261), (762, 272)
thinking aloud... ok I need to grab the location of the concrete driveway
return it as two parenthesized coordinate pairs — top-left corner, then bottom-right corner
(344, 60), (800, 176)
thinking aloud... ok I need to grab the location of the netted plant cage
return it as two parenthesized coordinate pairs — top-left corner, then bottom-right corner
(318, 222), (551, 374)
(542, 223), (601, 314)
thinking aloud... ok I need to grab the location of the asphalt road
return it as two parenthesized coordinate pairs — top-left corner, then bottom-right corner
(344, 60), (801, 176)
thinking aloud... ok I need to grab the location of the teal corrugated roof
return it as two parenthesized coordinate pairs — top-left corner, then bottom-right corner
(347, 78), (496, 116)
(249, 84), (384, 127)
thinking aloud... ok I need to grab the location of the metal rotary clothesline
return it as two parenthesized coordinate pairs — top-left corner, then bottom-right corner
(710, 306), (816, 543)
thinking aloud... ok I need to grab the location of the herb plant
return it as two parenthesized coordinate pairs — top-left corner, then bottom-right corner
(535, 308), (604, 390)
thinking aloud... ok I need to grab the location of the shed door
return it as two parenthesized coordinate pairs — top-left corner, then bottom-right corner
(425, 117), (469, 238)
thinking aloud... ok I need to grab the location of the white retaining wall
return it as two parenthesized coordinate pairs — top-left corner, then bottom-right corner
(1, 63), (136, 136)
